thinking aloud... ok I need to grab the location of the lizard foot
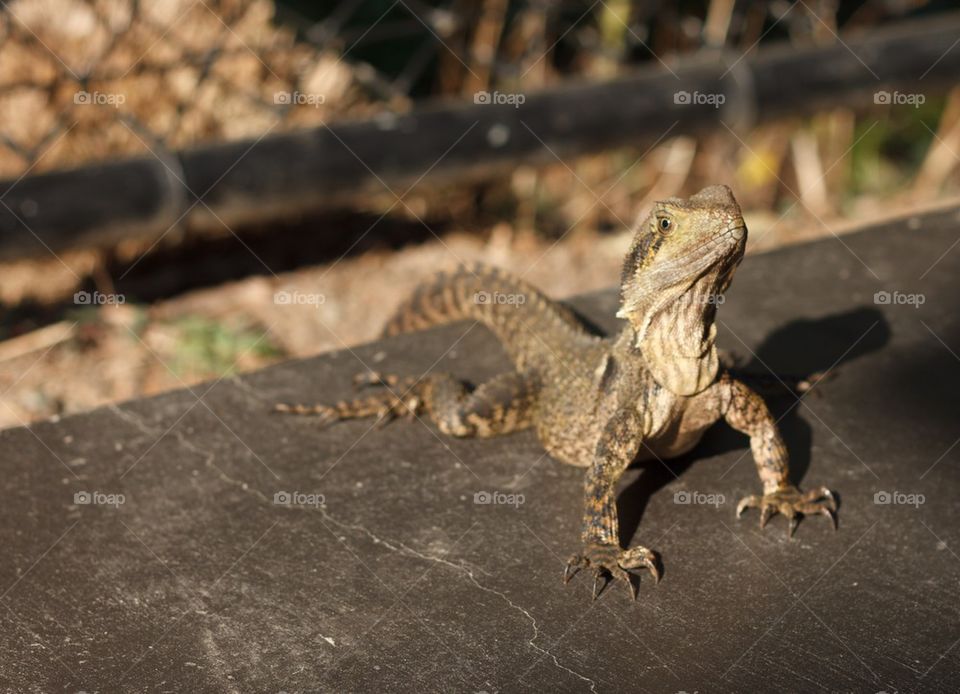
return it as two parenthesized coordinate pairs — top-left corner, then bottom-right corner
(563, 543), (660, 601)
(736, 485), (837, 538)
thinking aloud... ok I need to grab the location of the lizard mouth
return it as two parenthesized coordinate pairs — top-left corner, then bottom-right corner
(724, 223), (747, 241)
(666, 222), (747, 279)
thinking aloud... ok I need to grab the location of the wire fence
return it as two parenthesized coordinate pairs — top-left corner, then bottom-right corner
(0, 0), (942, 181)
(0, 0), (404, 179)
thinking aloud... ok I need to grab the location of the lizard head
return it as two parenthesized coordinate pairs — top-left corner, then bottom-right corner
(617, 185), (747, 394)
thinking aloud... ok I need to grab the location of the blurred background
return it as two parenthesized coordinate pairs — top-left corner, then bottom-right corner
(0, 0), (958, 428)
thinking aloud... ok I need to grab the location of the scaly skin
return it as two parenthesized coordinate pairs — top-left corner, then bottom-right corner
(275, 185), (838, 601)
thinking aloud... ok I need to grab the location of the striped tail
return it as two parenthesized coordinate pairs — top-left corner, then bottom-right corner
(382, 263), (598, 369)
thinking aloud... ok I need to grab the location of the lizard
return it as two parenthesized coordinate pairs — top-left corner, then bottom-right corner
(275, 184), (837, 601)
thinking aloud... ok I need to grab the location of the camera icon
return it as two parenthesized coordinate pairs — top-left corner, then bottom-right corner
(274, 291), (292, 305)
(674, 490), (691, 504)
(74, 90), (91, 104)
(874, 90), (891, 105)
(274, 92), (292, 105)
(274, 491), (292, 505)
(74, 291), (91, 305)
(474, 91), (491, 104)
(474, 491), (492, 504)
(74, 491), (92, 505)
(874, 491), (891, 504)
(873, 291), (891, 305)
(474, 291), (490, 304)
(674, 91), (691, 105)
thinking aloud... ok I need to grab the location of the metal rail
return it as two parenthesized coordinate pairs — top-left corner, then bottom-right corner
(1, 11), (958, 259)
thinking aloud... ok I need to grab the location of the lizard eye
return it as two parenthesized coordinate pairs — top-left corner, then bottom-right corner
(657, 216), (673, 233)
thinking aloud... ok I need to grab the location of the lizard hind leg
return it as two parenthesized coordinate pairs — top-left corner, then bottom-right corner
(423, 370), (539, 438)
(274, 372), (426, 428)
(274, 370), (539, 437)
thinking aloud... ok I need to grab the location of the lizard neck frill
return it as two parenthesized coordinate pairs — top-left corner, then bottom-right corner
(639, 300), (720, 396)
(616, 220), (745, 396)
(618, 263), (729, 396)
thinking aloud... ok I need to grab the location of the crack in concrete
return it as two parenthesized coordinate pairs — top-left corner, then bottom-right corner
(108, 403), (162, 439)
(109, 405), (270, 504)
(228, 375), (268, 404)
(109, 405), (596, 689)
(318, 509), (597, 692)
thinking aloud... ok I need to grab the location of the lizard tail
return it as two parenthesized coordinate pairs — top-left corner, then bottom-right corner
(382, 262), (597, 368)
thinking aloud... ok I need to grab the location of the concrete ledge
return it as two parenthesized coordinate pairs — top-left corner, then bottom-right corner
(1, 205), (959, 690)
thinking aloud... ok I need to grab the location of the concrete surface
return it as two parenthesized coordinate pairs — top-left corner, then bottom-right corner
(1, 204), (959, 692)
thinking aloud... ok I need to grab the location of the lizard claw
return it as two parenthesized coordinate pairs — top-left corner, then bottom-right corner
(737, 485), (837, 538)
(620, 545), (660, 584)
(819, 505), (838, 530)
(787, 512), (799, 538)
(563, 543), (658, 601)
(759, 503), (776, 529)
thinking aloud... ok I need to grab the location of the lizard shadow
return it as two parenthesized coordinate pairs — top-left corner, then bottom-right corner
(616, 306), (890, 554)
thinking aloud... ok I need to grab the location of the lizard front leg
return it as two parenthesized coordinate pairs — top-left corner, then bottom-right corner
(564, 408), (660, 601)
(720, 374), (837, 537)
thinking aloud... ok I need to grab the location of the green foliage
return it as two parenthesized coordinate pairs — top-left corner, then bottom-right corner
(168, 316), (282, 378)
(849, 97), (946, 199)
